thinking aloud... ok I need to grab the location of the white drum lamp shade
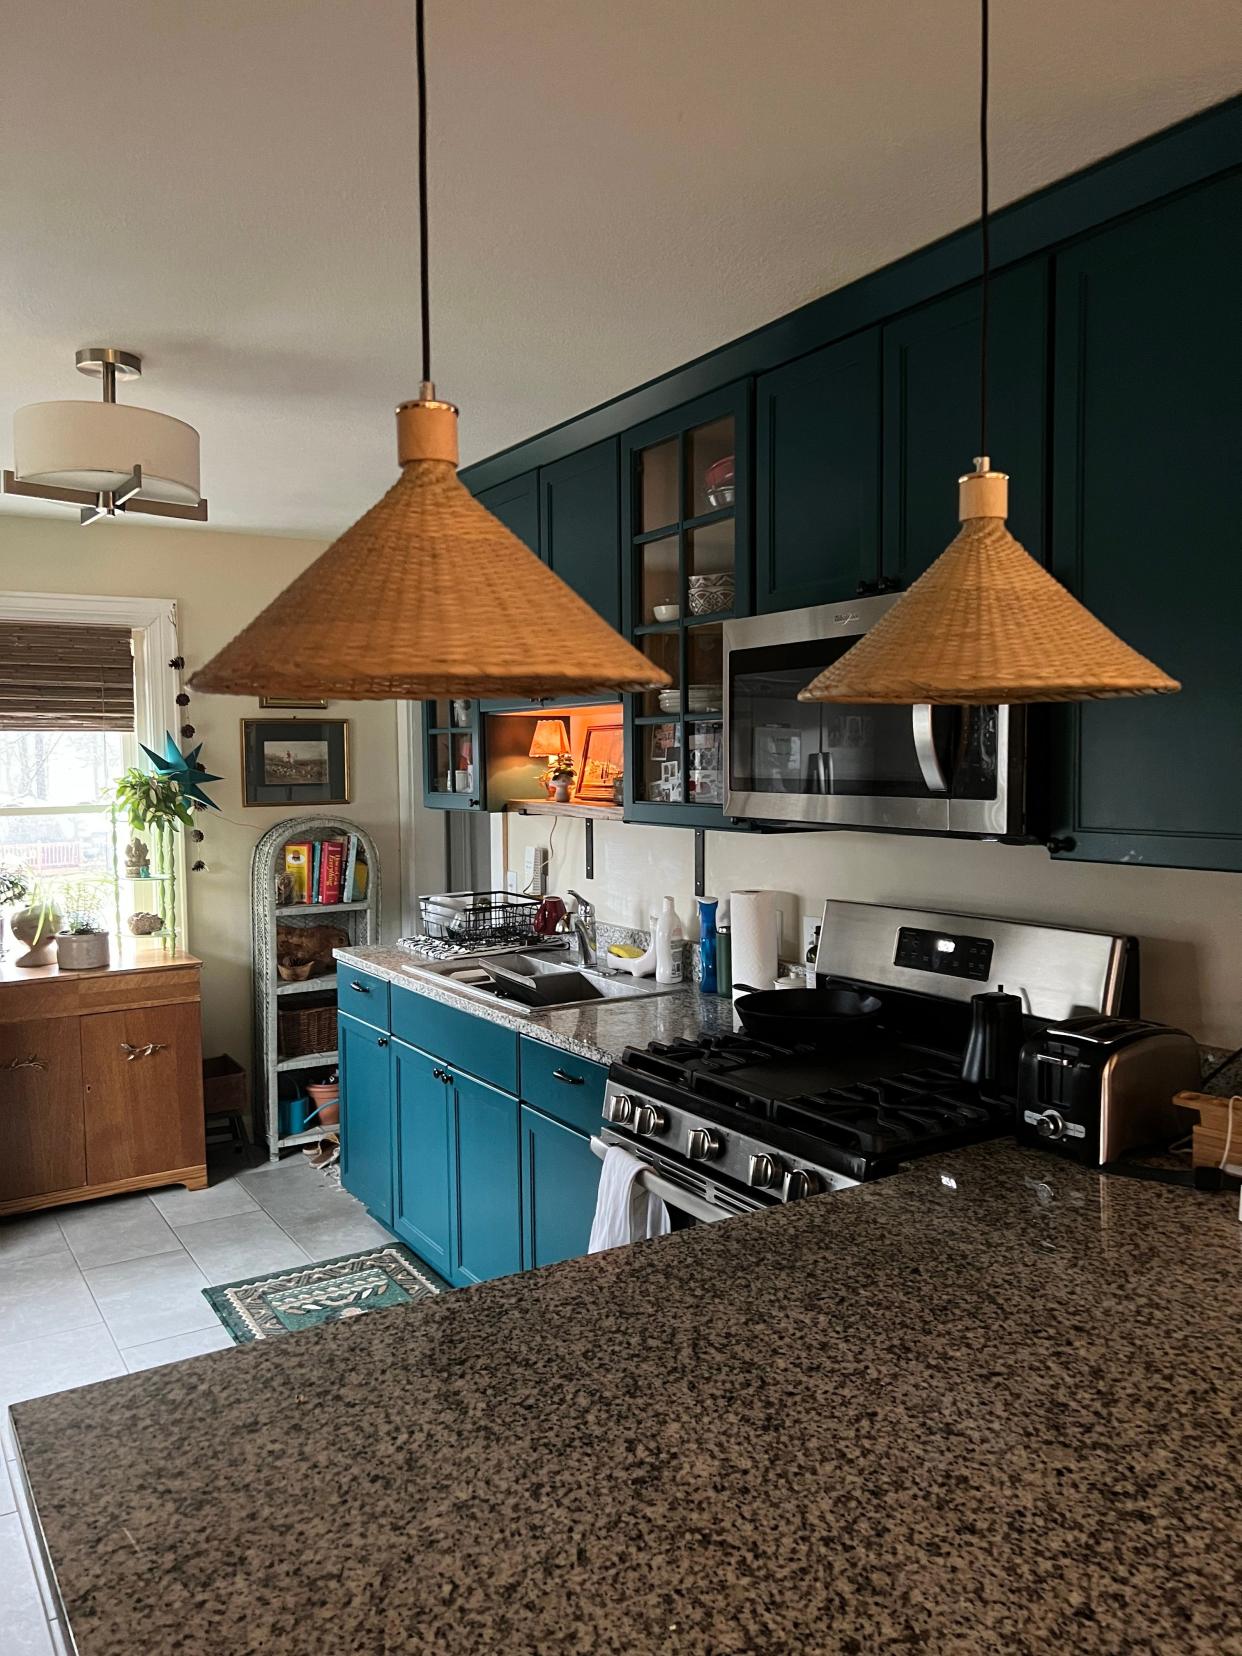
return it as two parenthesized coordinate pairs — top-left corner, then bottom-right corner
(12, 400), (201, 505)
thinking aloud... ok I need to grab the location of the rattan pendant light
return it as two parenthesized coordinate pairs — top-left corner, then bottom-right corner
(800, 1), (1178, 706)
(192, 2), (669, 702)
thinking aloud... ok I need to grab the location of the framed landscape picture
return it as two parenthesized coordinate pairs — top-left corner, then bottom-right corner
(573, 723), (624, 804)
(242, 718), (350, 807)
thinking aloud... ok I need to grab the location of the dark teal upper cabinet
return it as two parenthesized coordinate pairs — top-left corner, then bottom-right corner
(621, 382), (751, 828)
(882, 259), (1048, 587)
(754, 329), (882, 610)
(474, 470), (540, 553)
(1048, 173), (1242, 872)
(422, 696), (483, 811)
(338, 1013), (393, 1228)
(540, 440), (621, 630)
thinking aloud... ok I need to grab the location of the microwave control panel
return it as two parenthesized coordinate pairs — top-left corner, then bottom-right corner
(894, 926), (994, 982)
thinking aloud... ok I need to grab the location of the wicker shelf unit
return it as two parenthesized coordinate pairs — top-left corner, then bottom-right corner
(251, 815), (381, 1162)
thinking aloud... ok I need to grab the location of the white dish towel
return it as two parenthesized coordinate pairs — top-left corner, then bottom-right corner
(588, 1145), (671, 1253)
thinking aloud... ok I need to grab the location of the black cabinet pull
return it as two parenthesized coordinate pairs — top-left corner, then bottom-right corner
(350, 980), (369, 994)
(432, 1066), (452, 1084)
(377, 1036), (389, 1047)
(468, 798), (480, 809)
(552, 1068), (584, 1086)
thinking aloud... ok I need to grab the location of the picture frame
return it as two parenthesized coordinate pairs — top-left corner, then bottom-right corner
(241, 718), (350, 807)
(573, 723), (624, 804)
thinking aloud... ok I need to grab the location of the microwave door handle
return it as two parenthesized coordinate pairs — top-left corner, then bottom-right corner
(912, 704), (949, 795)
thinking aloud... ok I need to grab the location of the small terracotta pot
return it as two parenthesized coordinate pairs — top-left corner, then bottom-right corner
(306, 1082), (340, 1127)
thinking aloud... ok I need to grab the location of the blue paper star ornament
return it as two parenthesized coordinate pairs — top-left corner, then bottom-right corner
(139, 732), (222, 813)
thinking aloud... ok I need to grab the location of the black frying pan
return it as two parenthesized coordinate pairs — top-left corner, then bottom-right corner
(731, 982), (882, 1047)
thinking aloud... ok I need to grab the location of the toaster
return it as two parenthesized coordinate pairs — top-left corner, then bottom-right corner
(1015, 1015), (1201, 1167)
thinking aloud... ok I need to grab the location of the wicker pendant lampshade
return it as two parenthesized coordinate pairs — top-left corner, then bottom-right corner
(800, 1), (1177, 708)
(799, 459), (1179, 704)
(191, 3), (670, 703)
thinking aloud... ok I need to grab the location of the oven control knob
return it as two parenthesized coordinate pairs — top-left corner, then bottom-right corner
(782, 1168), (821, 1202)
(1036, 1109), (1065, 1141)
(604, 1093), (633, 1125)
(632, 1104), (666, 1137)
(685, 1127), (723, 1162)
(747, 1152), (782, 1189)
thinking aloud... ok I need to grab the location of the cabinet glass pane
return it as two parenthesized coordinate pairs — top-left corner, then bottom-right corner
(432, 733), (475, 794)
(641, 631), (680, 718)
(686, 416), (735, 518)
(686, 520), (736, 616)
(641, 721), (683, 804)
(430, 733), (451, 791)
(639, 438), (678, 533)
(686, 624), (724, 715)
(686, 720), (724, 805)
(639, 535), (680, 624)
(429, 698), (474, 731)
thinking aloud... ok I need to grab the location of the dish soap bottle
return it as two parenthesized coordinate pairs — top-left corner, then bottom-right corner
(697, 896), (719, 995)
(655, 895), (685, 984)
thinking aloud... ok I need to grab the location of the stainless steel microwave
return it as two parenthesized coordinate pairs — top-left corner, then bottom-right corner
(722, 596), (1024, 837)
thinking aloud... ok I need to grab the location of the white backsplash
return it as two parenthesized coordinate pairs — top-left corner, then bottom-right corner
(495, 812), (1242, 1046)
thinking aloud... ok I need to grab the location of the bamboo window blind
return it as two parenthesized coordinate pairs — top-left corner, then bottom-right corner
(0, 623), (136, 732)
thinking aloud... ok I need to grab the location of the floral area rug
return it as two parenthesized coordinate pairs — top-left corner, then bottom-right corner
(203, 1244), (444, 1344)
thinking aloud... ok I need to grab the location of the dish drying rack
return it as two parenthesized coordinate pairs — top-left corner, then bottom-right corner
(418, 890), (545, 951)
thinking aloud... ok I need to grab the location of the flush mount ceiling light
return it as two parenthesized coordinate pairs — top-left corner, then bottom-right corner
(192, 1), (669, 702)
(800, 1), (1177, 706)
(4, 348), (207, 527)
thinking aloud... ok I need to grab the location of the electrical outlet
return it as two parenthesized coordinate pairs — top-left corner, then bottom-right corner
(505, 870), (519, 894)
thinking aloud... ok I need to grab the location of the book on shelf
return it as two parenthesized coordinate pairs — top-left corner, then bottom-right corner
(341, 834), (358, 904)
(311, 841), (323, 904)
(351, 850), (369, 903)
(319, 839), (345, 905)
(284, 842), (313, 904)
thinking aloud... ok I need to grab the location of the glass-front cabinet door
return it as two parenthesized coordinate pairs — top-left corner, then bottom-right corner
(423, 698), (483, 810)
(622, 383), (751, 825)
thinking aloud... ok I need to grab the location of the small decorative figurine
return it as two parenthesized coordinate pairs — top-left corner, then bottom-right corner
(124, 836), (150, 877)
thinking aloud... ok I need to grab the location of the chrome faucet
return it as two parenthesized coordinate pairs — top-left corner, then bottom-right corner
(567, 890), (599, 970)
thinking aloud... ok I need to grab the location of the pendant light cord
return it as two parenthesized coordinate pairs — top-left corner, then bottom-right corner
(415, 0), (432, 388)
(978, 0), (990, 459)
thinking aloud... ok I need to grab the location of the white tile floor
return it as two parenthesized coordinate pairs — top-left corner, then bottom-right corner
(0, 1144), (392, 1650)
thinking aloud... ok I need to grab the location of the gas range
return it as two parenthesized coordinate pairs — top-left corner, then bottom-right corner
(599, 900), (1137, 1222)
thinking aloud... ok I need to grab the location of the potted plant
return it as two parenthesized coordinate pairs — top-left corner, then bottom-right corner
(0, 864), (30, 958)
(113, 766), (194, 942)
(55, 882), (111, 971)
(551, 765), (575, 804)
(9, 879), (64, 969)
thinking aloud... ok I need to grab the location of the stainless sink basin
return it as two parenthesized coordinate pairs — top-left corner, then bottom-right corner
(399, 946), (684, 1013)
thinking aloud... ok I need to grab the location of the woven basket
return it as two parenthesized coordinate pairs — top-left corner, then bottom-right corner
(278, 1002), (337, 1060)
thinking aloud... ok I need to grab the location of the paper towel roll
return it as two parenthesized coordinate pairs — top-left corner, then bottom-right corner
(730, 890), (779, 1002)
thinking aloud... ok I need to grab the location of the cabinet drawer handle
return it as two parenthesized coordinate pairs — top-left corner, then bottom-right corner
(2, 1055), (45, 1071)
(121, 1042), (167, 1061)
(551, 1068), (584, 1086)
(350, 980), (370, 994)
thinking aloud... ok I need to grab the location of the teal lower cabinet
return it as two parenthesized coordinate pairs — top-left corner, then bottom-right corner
(338, 1012), (394, 1228)
(520, 1105), (602, 1270)
(451, 1071), (523, 1286)
(392, 1038), (454, 1277)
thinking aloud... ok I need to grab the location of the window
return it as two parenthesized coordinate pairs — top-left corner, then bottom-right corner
(0, 623), (138, 892)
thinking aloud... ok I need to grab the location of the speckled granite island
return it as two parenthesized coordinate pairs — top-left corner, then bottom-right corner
(10, 962), (1242, 1655)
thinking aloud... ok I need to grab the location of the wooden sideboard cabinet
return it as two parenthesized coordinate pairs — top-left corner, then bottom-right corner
(0, 945), (206, 1216)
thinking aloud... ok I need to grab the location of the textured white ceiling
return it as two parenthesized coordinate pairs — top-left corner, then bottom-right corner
(1, 0), (1238, 537)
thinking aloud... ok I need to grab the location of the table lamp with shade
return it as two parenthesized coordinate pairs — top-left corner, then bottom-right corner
(529, 719), (573, 798)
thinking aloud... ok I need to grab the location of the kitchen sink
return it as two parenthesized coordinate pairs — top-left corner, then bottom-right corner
(399, 946), (684, 1013)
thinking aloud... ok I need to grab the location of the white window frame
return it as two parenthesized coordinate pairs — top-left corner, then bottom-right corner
(0, 592), (185, 939)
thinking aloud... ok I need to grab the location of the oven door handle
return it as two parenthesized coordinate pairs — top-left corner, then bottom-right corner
(589, 1135), (731, 1224)
(911, 704), (949, 795)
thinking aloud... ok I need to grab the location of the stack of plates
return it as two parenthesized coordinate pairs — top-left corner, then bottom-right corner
(657, 685), (723, 714)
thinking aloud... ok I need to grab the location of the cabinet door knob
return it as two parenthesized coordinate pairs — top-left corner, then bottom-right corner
(551, 1068), (584, 1086)
(2, 1054), (45, 1072)
(377, 1035), (389, 1047)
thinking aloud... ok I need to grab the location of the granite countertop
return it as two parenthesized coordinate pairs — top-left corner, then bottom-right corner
(336, 942), (741, 1062)
(13, 1140), (1242, 1655)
